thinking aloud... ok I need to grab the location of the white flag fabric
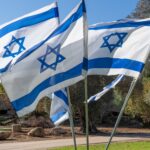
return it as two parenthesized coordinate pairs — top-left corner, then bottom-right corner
(85, 19), (150, 78)
(88, 75), (124, 103)
(0, 3), (59, 75)
(1, 1), (86, 117)
(49, 88), (69, 126)
(51, 111), (69, 126)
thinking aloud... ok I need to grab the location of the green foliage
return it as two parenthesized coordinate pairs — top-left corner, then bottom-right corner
(51, 142), (150, 150)
(125, 78), (150, 123)
(143, 63), (150, 78)
(113, 88), (123, 107)
(0, 83), (5, 94)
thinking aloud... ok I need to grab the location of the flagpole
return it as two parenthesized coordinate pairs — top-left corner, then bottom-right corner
(84, 77), (89, 150)
(67, 87), (77, 150)
(105, 77), (137, 150)
(82, 0), (89, 149)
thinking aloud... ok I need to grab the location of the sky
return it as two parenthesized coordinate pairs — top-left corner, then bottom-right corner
(0, 0), (138, 25)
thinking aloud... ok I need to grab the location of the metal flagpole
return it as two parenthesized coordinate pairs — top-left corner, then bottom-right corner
(67, 87), (77, 150)
(84, 77), (89, 150)
(82, 0), (89, 149)
(105, 77), (137, 150)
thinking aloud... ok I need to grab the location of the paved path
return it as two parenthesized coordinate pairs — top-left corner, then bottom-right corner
(0, 136), (148, 150)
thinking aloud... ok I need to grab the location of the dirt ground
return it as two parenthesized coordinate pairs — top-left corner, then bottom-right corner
(0, 126), (150, 144)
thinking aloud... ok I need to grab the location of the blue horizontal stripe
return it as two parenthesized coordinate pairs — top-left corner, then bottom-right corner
(87, 58), (144, 72)
(89, 20), (150, 30)
(14, 2), (84, 65)
(54, 90), (69, 106)
(0, 7), (59, 38)
(11, 63), (82, 112)
(51, 110), (66, 122)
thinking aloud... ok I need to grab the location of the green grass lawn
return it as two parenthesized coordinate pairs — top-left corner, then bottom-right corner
(50, 141), (150, 150)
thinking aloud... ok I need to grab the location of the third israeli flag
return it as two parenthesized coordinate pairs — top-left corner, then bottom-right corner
(87, 19), (150, 78)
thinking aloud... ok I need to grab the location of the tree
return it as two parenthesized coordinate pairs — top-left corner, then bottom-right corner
(129, 0), (150, 19)
(125, 78), (150, 124)
(70, 76), (114, 133)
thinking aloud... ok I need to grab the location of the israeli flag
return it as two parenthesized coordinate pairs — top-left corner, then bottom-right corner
(86, 19), (150, 78)
(0, 3), (59, 75)
(88, 75), (124, 103)
(49, 88), (69, 126)
(1, 1), (86, 117)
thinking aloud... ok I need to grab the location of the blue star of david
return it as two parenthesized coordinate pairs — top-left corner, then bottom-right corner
(38, 44), (65, 73)
(3, 36), (26, 58)
(101, 32), (128, 53)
